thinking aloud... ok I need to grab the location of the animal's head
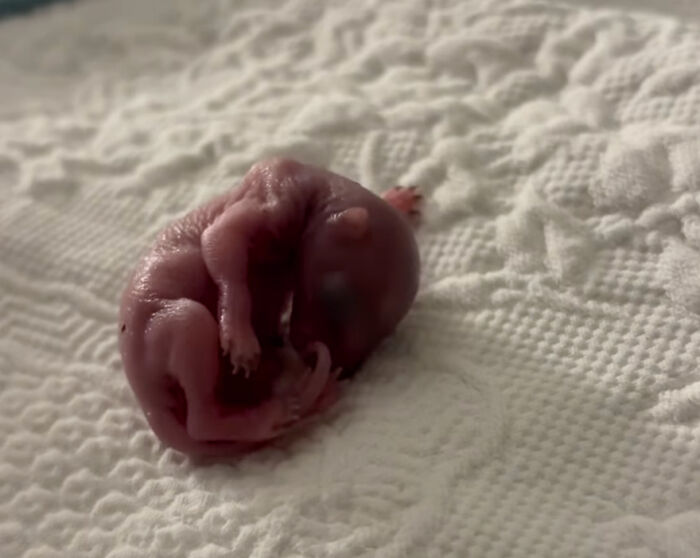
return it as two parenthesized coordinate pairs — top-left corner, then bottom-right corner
(290, 200), (419, 371)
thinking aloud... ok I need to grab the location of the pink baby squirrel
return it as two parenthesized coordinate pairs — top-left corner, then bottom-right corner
(119, 158), (421, 456)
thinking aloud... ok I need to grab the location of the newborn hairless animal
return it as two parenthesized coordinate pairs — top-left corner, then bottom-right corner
(119, 158), (421, 456)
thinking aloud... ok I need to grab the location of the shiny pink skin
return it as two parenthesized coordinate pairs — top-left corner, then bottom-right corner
(119, 158), (420, 456)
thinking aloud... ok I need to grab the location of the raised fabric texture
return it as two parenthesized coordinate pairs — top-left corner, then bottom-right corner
(2, 1), (700, 557)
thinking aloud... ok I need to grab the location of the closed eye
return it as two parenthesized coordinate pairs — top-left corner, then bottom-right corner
(319, 272), (356, 324)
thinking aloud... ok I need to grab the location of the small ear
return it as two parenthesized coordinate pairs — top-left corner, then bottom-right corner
(328, 207), (369, 239)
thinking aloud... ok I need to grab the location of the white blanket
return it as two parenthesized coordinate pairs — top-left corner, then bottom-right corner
(2, 1), (700, 556)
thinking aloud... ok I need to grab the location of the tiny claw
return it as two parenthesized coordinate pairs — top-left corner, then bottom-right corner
(288, 396), (301, 422)
(230, 362), (249, 378)
(229, 347), (260, 378)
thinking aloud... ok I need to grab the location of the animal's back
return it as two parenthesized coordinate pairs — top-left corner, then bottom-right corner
(118, 195), (231, 380)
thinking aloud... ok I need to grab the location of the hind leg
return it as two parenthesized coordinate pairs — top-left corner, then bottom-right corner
(273, 342), (341, 428)
(147, 298), (296, 443)
(383, 186), (423, 226)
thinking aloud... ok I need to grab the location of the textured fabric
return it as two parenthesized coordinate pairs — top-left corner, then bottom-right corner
(2, 1), (700, 557)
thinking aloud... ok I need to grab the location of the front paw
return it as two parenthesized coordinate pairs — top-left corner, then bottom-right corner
(220, 322), (260, 377)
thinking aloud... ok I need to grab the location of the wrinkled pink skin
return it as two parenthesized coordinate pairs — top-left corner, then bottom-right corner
(119, 158), (421, 456)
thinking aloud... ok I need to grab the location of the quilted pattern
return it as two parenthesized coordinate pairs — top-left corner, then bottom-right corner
(2, 0), (700, 556)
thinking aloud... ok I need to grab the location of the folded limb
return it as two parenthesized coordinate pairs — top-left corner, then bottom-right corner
(146, 299), (338, 443)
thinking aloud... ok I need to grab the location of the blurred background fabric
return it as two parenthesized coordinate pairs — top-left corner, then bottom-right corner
(2, 1), (700, 557)
(0, 0), (68, 18)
